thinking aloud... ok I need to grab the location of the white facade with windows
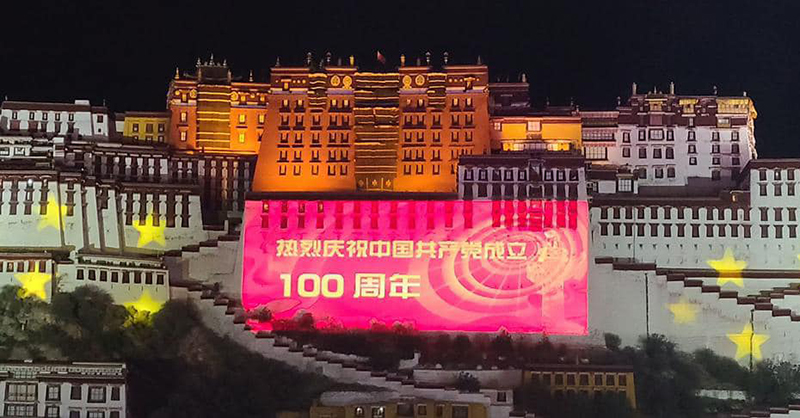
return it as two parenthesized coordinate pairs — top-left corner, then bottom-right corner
(0, 100), (111, 140)
(0, 362), (126, 418)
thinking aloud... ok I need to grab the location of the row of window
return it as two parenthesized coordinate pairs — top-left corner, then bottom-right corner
(278, 149), (350, 163)
(280, 114), (350, 127)
(403, 130), (473, 143)
(130, 123), (165, 133)
(76, 268), (165, 285)
(530, 371), (629, 387)
(354, 404), (470, 418)
(0, 260), (47, 274)
(5, 383), (120, 402)
(599, 222), (799, 239)
(757, 182), (798, 197)
(462, 168), (580, 182)
(132, 135), (165, 142)
(277, 164), (349, 177)
(401, 164), (454, 176)
(462, 183), (581, 200)
(758, 168), (796, 181)
(403, 114), (474, 127)
(279, 131), (351, 144)
(599, 206), (753, 221)
(3, 405), (120, 418)
(178, 112), (267, 125)
(9, 110), (79, 122)
(621, 129), (739, 142)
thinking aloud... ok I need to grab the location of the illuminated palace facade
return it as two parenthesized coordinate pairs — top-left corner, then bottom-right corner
(253, 56), (491, 193)
(5, 54), (800, 410)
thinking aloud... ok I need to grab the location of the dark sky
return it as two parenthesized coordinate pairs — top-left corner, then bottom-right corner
(1, 0), (798, 157)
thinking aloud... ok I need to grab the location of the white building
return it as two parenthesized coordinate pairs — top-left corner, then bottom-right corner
(582, 83), (757, 189)
(0, 100), (112, 141)
(0, 361), (126, 418)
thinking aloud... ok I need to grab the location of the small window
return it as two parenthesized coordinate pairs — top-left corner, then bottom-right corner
(638, 148), (647, 158)
(46, 384), (61, 401)
(417, 405), (428, 416)
(452, 406), (468, 418)
(88, 386), (106, 403)
(435, 405), (444, 417)
(687, 130), (696, 141)
(638, 130), (646, 141)
(238, 114), (246, 124)
(71, 384), (81, 400)
(355, 407), (365, 418)
(622, 131), (630, 143)
(622, 147), (630, 158)
(372, 407), (386, 418)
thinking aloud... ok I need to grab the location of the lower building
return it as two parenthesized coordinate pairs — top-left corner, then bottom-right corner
(280, 391), (490, 418)
(0, 361), (126, 418)
(524, 364), (636, 409)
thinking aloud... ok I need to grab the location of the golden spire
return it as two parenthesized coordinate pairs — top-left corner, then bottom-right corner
(249, 70), (254, 82)
(174, 67), (180, 79)
(400, 54), (406, 66)
(349, 55), (355, 66)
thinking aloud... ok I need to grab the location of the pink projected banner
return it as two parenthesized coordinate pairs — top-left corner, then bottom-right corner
(242, 199), (588, 335)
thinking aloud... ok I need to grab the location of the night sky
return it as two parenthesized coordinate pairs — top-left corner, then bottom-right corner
(1, 0), (798, 157)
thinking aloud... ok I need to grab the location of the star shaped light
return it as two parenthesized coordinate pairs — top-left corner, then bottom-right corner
(15, 267), (52, 300)
(668, 298), (699, 324)
(124, 290), (164, 313)
(37, 195), (68, 231)
(133, 214), (166, 248)
(727, 323), (769, 360)
(707, 248), (747, 288)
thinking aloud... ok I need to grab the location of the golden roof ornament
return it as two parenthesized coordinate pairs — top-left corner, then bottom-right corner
(174, 67), (180, 79)
(400, 54), (406, 66)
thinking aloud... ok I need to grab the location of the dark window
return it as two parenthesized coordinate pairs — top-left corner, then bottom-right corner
(70, 384), (82, 400)
(452, 406), (469, 418)
(418, 405), (428, 415)
(111, 386), (120, 401)
(397, 403), (413, 417)
(638, 148), (646, 158)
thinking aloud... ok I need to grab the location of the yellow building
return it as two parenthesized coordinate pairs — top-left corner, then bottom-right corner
(280, 393), (488, 418)
(524, 365), (636, 409)
(122, 111), (171, 143)
(490, 115), (582, 152)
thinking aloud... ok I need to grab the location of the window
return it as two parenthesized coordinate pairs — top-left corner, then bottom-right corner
(452, 406), (469, 418)
(618, 374), (628, 386)
(132, 124), (140, 132)
(655, 167), (664, 178)
(622, 147), (630, 158)
(435, 405), (444, 417)
(759, 184), (768, 196)
(68, 113), (75, 121)
(6, 383), (37, 401)
(355, 407), (365, 418)
(88, 386), (106, 403)
(649, 129), (664, 140)
(46, 406), (59, 418)
(372, 407), (385, 418)
(87, 412), (105, 418)
(180, 131), (187, 142)
(731, 130), (740, 141)
(110, 412), (120, 418)
(526, 121), (541, 132)
(4, 405), (35, 417)
(71, 384), (81, 400)
(497, 391), (507, 402)
(731, 144), (740, 154)
(712, 170), (721, 181)
(638, 167), (647, 179)
(688, 144), (696, 154)
(653, 148), (662, 159)
(622, 131), (630, 143)
(46, 384), (61, 401)
(111, 386), (120, 401)
(397, 403), (413, 416)
(11, 111), (18, 119)
(29, 111), (36, 120)
(689, 157), (697, 166)
(775, 184), (782, 196)
(180, 112), (187, 123)
(712, 144), (720, 154)
(666, 130), (674, 141)
(712, 156), (721, 165)
(238, 132), (246, 143)
(687, 131), (696, 141)
(667, 167), (676, 178)
(665, 147), (674, 159)
(712, 131), (720, 141)
(638, 130), (646, 141)
(416, 405), (428, 416)
(638, 148), (646, 158)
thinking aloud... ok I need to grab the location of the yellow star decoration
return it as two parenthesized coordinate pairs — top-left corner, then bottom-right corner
(668, 298), (699, 324)
(37, 195), (68, 231)
(124, 290), (164, 314)
(133, 214), (166, 248)
(15, 267), (52, 300)
(727, 323), (769, 360)
(707, 248), (747, 288)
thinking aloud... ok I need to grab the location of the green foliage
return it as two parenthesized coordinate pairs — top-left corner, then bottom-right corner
(604, 333), (621, 352)
(629, 334), (704, 418)
(454, 371), (480, 393)
(0, 285), (355, 418)
(693, 348), (749, 389)
(747, 360), (800, 407)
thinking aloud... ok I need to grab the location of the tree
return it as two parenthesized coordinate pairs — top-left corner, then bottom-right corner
(748, 360), (800, 407)
(604, 333), (621, 352)
(455, 372), (480, 393)
(629, 334), (704, 418)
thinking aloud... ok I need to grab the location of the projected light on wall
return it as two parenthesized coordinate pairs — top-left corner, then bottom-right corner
(241, 199), (588, 334)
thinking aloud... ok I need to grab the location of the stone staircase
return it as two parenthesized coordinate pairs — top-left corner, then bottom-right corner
(595, 257), (800, 323)
(171, 281), (497, 405)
